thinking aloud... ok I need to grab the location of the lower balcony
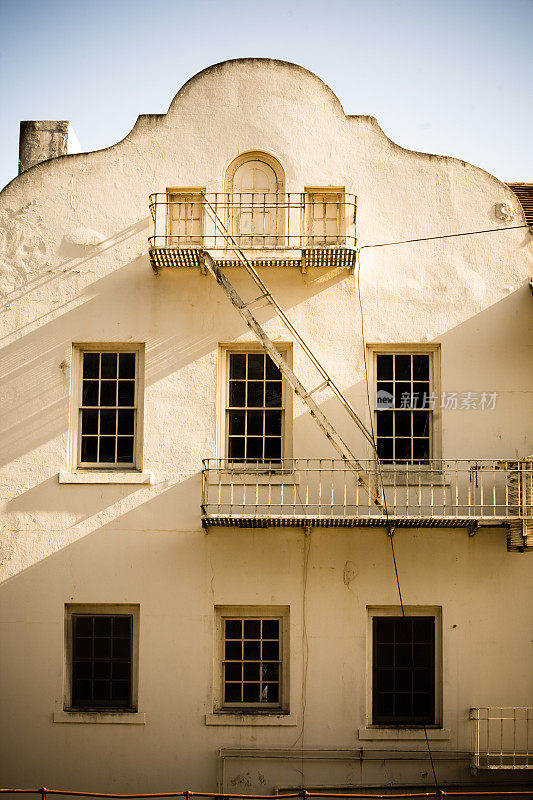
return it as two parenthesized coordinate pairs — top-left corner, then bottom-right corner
(201, 459), (533, 548)
(471, 707), (532, 770)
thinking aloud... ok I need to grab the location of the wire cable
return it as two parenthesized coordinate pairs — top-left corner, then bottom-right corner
(358, 224), (530, 251)
(355, 249), (440, 792)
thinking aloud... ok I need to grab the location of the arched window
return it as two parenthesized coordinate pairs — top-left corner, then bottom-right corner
(225, 152), (285, 247)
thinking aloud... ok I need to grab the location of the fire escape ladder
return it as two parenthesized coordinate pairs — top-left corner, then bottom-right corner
(200, 194), (382, 509)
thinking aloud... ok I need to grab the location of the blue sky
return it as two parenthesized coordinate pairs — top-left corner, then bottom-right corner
(0, 0), (532, 191)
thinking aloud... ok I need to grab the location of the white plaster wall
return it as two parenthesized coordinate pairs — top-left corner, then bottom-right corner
(0, 59), (532, 793)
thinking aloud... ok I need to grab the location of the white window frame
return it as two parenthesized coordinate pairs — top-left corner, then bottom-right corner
(366, 605), (443, 730)
(217, 343), (293, 466)
(367, 343), (441, 466)
(63, 604), (140, 713)
(214, 605), (290, 714)
(69, 343), (145, 472)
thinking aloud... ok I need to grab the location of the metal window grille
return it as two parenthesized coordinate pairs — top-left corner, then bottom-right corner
(79, 351), (136, 467)
(71, 614), (133, 709)
(222, 617), (281, 707)
(227, 352), (283, 463)
(372, 616), (436, 726)
(376, 353), (432, 463)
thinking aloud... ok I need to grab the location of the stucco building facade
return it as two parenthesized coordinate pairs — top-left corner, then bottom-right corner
(0, 59), (532, 794)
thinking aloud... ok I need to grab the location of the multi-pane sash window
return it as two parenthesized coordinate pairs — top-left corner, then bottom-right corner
(79, 351), (137, 467)
(227, 352), (283, 462)
(306, 190), (345, 246)
(167, 191), (203, 245)
(376, 353), (431, 463)
(70, 614), (133, 710)
(223, 617), (281, 707)
(372, 616), (436, 726)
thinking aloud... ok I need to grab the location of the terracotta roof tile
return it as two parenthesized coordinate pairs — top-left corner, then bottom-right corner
(506, 183), (533, 225)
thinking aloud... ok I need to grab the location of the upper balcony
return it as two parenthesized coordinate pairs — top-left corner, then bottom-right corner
(148, 191), (357, 271)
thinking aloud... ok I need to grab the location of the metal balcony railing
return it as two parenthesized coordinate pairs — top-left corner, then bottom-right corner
(148, 192), (357, 268)
(201, 459), (533, 537)
(471, 707), (532, 770)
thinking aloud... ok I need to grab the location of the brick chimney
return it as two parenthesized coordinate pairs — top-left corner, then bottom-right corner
(18, 120), (81, 174)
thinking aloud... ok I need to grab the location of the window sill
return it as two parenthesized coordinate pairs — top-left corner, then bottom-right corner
(54, 710), (146, 724)
(358, 727), (450, 740)
(59, 471), (154, 485)
(205, 712), (297, 726)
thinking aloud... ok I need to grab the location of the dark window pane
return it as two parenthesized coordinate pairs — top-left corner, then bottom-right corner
(413, 618), (434, 642)
(413, 692), (433, 720)
(246, 437), (263, 460)
(111, 681), (130, 704)
(377, 618), (394, 642)
(247, 353), (264, 379)
(94, 617), (112, 636)
(264, 438), (281, 460)
(225, 620), (242, 639)
(262, 620), (279, 639)
(113, 615), (132, 638)
(230, 353), (246, 379)
(82, 380), (99, 406)
(376, 354), (393, 380)
(395, 669), (412, 692)
(247, 410), (263, 436)
(262, 640), (279, 660)
(243, 640), (261, 660)
(377, 438), (393, 461)
(83, 352), (99, 378)
(263, 683), (278, 702)
(113, 662), (131, 680)
(395, 438), (411, 462)
(73, 680), (92, 704)
(224, 683), (241, 702)
(229, 381), (245, 407)
(112, 637), (132, 659)
(413, 411), (430, 437)
(395, 412), (411, 437)
(247, 382), (264, 407)
(265, 382), (282, 407)
(228, 437), (245, 460)
(413, 355), (429, 381)
(243, 683), (261, 702)
(117, 381), (135, 407)
(98, 437), (116, 463)
(101, 353), (117, 378)
(413, 439), (430, 461)
(118, 409), (135, 435)
(376, 643), (394, 667)
(266, 356), (281, 380)
(395, 382), (412, 407)
(376, 668), (393, 691)
(225, 641), (241, 660)
(228, 411), (245, 436)
(262, 663), (279, 681)
(94, 661), (111, 679)
(395, 354), (411, 380)
(119, 353), (136, 379)
(99, 381), (116, 406)
(395, 693), (412, 718)
(94, 637), (111, 658)
(74, 616), (93, 636)
(117, 437), (134, 463)
(73, 661), (92, 680)
(81, 410), (98, 435)
(265, 410), (282, 436)
(93, 680), (111, 703)
(74, 637), (92, 659)
(224, 663), (242, 681)
(375, 692), (394, 718)
(376, 411), (393, 437)
(416, 382), (430, 400)
(243, 663), (260, 681)
(81, 437), (97, 463)
(99, 410), (116, 435)
(244, 620), (261, 639)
